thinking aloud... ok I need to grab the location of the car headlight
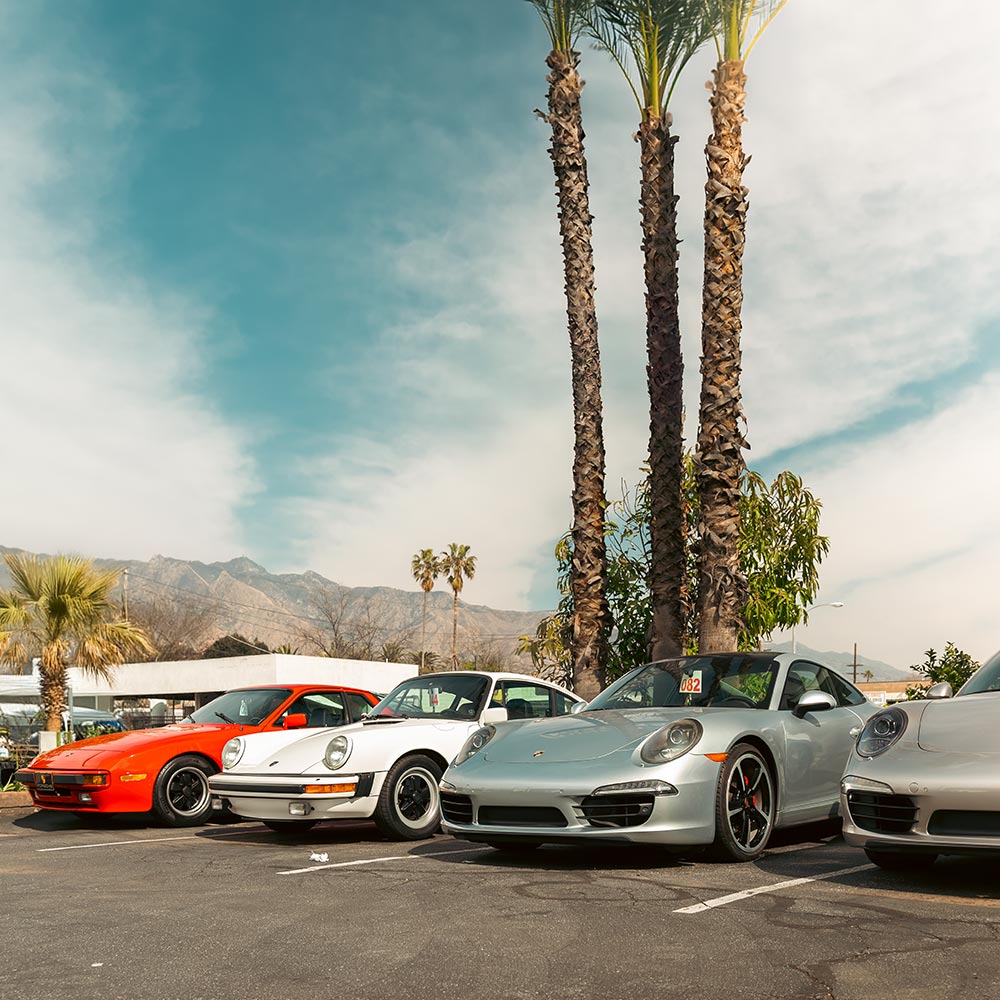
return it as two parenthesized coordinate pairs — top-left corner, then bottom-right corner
(640, 719), (703, 765)
(856, 708), (907, 758)
(324, 735), (352, 770)
(221, 738), (244, 770)
(453, 725), (496, 766)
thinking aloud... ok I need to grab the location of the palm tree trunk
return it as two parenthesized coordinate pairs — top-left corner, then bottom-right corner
(420, 590), (428, 673)
(451, 590), (459, 670)
(696, 60), (750, 653)
(639, 116), (685, 662)
(543, 47), (609, 700)
(40, 643), (67, 732)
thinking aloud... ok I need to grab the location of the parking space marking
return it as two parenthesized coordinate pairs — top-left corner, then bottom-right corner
(673, 862), (874, 913)
(278, 846), (487, 875)
(36, 827), (263, 853)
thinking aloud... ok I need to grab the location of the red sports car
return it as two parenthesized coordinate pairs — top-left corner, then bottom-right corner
(16, 684), (379, 826)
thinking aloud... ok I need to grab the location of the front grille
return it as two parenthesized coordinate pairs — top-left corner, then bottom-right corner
(440, 792), (473, 825)
(478, 805), (567, 828)
(846, 791), (917, 834)
(581, 794), (656, 829)
(927, 810), (1000, 838)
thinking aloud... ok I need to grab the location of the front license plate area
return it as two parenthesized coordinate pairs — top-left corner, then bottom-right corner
(35, 772), (54, 792)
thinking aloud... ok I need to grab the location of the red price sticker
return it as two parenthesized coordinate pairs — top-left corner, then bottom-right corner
(679, 673), (702, 694)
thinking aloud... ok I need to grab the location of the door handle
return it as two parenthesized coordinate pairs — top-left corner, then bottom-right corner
(849, 727), (861, 738)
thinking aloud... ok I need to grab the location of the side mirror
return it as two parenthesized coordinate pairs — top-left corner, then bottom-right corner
(792, 690), (837, 718)
(570, 701), (588, 715)
(480, 707), (509, 724)
(282, 713), (308, 730)
(925, 682), (953, 700)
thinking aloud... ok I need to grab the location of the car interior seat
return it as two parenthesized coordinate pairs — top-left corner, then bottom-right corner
(505, 698), (531, 720)
(780, 674), (807, 712)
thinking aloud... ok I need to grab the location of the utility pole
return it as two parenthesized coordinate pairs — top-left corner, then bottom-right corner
(123, 568), (129, 621)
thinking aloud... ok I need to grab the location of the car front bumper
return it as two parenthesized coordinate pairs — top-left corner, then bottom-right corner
(14, 767), (152, 813)
(841, 750), (1000, 855)
(208, 770), (381, 822)
(440, 754), (723, 846)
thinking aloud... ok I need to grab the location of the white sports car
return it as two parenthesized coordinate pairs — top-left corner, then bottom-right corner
(208, 671), (582, 839)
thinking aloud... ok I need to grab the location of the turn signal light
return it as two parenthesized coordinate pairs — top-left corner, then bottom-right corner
(83, 774), (109, 786)
(119, 773), (148, 783)
(704, 753), (728, 763)
(303, 783), (356, 795)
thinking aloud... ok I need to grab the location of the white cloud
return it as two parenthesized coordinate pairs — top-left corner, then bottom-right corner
(290, 1), (1000, 669)
(0, 16), (256, 563)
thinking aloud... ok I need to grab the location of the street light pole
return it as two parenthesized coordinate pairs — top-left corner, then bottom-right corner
(791, 602), (844, 654)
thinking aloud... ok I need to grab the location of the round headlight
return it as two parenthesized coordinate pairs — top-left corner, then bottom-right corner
(221, 737), (244, 770)
(453, 725), (496, 767)
(857, 708), (907, 758)
(324, 735), (352, 770)
(640, 719), (703, 765)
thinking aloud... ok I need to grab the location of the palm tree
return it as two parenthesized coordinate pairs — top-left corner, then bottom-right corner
(440, 544), (477, 670)
(588, 1), (710, 662)
(411, 548), (443, 674)
(526, 0), (610, 699)
(0, 554), (154, 732)
(695, 0), (788, 652)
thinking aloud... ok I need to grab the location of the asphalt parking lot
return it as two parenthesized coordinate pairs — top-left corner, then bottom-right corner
(3, 807), (999, 1000)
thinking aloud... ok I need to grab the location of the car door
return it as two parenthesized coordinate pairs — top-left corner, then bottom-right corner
(777, 660), (869, 823)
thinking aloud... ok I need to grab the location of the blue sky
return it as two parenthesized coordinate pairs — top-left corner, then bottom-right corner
(3, 2), (999, 668)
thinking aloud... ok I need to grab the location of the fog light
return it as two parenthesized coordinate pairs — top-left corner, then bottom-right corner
(79, 792), (93, 803)
(289, 802), (310, 816)
(591, 780), (677, 796)
(841, 774), (894, 795)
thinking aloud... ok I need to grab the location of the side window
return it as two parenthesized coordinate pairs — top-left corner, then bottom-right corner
(780, 661), (840, 711)
(500, 682), (555, 719)
(829, 672), (867, 707)
(552, 691), (576, 716)
(345, 692), (375, 721)
(279, 692), (347, 729)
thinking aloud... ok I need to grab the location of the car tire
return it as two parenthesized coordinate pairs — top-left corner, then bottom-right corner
(373, 754), (443, 841)
(865, 848), (938, 872)
(486, 841), (542, 853)
(263, 820), (318, 835)
(152, 755), (216, 827)
(710, 742), (776, 862)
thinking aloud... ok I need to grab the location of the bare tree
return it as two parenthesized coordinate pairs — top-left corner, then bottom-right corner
(125, 595), (221, 662)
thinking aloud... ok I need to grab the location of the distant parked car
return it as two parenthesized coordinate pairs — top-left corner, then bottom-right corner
(440, 653), (876, 860)
(209, 671), (582, 838)
(16, 685), (378, 826)
(841, 648), (1000, 871)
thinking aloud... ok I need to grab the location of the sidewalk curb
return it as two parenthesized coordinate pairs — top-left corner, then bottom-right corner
(0, 790), (34, 810)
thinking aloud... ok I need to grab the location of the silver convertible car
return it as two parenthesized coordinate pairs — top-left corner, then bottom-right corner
(841, 648), (1000, 871)
(441, 652), (876, 861)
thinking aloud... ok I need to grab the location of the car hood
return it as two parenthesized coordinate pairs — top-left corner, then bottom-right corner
(28, 724), (232, 769)
(481, 709), (692, 764)
(232, 717), (472, 774)
(917, 695), (1000, 753)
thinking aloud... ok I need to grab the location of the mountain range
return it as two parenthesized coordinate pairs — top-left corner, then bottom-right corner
(0, 545), (910, 679)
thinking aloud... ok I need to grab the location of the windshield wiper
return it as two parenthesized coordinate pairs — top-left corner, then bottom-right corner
(363, 711), (409, 722)
(214, 711), (237, 724)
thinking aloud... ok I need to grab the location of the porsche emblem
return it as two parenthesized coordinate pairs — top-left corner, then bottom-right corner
(532, 750), (544, 758)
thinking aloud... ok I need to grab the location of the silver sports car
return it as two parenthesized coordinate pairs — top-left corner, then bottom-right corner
(441, 652), (876, 861)
(841, 648), (1000, 871)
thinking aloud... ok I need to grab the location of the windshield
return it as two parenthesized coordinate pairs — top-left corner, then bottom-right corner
(186, 689), (292, 725)
(958, 650), (1000, 696)
(370, 675), (489, 721)
(586, 656), (779, 711)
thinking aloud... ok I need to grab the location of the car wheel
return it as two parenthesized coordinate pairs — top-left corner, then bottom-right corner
(373, 754), (443, 841)
(710, 743), (775, 862)
(152, 755), (216, 827)
(486, 841), (542, 853)
(865, 848), (938, 871)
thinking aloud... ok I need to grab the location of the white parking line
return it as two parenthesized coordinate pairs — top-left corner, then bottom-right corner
(36, 828), (263, 853)
(673, 862), (875, 913)
(278, 846), (487, 875)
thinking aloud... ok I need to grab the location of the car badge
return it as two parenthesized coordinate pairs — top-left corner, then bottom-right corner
(532, 750), (544, 758)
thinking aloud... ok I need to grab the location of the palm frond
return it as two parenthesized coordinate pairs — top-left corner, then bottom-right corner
(702, 0), (788, 61)
(587, 0), (712, 116)
(526, 0), (594, 51)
